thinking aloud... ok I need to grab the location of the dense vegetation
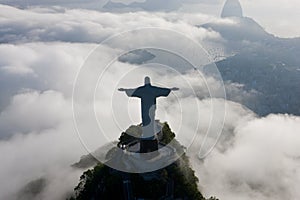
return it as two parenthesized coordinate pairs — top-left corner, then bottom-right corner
(69, 155), (205, 200)
(69, 123), (218, 200)
(69, 164), (123, 200)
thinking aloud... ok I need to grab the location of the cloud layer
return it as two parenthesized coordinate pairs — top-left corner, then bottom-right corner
(0, 4), (299, 200)
(194, 114), (300, 200)
(0, 4), (218, 44)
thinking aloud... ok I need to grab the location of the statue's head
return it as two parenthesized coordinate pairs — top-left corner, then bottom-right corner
(144, 76), (151, 85)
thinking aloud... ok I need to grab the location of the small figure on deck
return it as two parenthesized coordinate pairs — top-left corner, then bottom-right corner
(118, 76), (179, 142)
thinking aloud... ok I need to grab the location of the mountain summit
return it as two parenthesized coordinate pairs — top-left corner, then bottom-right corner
(69, 123), (219, 200)
(221, 0), (243, 18)
(201, 0), (300, 116)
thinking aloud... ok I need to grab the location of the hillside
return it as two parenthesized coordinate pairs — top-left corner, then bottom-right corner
(69, 123), (218, 200)
(201, 15), (300, 116)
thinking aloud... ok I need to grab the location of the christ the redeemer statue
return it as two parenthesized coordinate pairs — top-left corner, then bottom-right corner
(118, 77), (179, 141)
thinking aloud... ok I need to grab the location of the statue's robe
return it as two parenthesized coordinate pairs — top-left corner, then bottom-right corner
(125, 84), (171, 139)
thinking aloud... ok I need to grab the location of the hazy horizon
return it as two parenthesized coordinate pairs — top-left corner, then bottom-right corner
(0, 1), (300, 200)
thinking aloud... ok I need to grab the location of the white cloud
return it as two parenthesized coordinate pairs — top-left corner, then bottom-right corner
(0, 42), (94, 111)
(192, 114), (300, 200)
(0, 90), (70, 137)
(0, 90), (86, 200)
(0, 5), (219, 44)
(0, 3), (299, 200)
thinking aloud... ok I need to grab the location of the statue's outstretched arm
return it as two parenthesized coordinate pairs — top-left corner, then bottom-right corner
(170, 87), (179, 91)
(118, 88), (126, 92)
(118, 88), (139, 97)
(153, 86), (179, 97)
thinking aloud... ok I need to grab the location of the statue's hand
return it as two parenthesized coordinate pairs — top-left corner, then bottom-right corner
(171, 87), (179, 91)
(118, 88), (126, 92)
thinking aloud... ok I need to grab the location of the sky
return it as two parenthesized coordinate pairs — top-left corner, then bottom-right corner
(0, 0), (299, 37)
(233, 0), (300, 38)
(0, 1), (300, 200)
(181, 0), (300, 38)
